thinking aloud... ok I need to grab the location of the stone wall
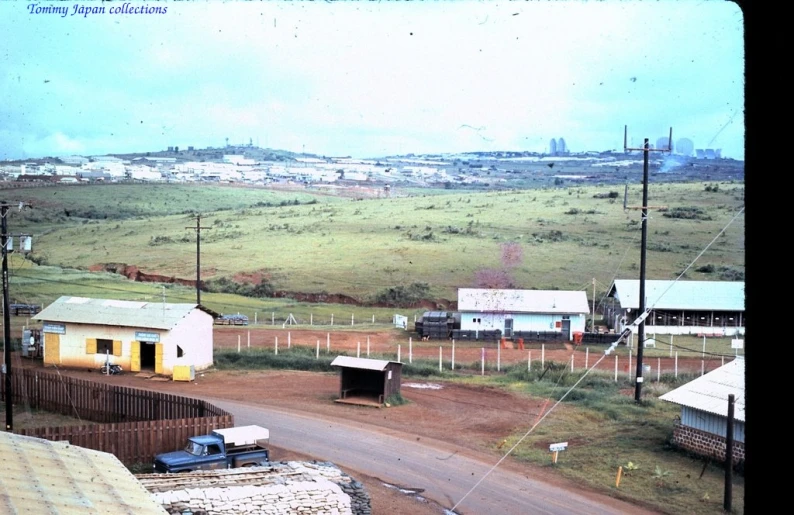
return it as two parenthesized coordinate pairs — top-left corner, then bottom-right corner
(672, 423), (745, 466)
(137, 461), (371, 515)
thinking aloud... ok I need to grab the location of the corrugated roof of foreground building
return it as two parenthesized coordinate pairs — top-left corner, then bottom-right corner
(32, 296), (211, 330)
(0, 432), (166, 514)
(660, 357), (745, 422)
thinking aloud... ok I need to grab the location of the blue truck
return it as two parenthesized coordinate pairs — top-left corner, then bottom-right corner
(153, 425), (270, 473)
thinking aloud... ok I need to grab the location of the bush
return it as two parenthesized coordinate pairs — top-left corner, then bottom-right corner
(204, 277), (275, 298)
(373, 282), (431, 307)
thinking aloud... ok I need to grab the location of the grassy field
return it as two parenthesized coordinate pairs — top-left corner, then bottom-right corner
(10, 181), (743, 303)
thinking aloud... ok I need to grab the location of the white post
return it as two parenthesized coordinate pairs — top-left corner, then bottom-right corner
(254, 312), (257, 325)
(585, 347), (589, 369)
(481, 347), (485, 375)
(439, 346), (443, 372)
(397, 344), (401, 363)
(570, 354), (574, 372)
(372, 314), (375, 323)
(528, 351), (531, 372)
(275, 337), (278, 355)
(722, 355), (725, 366)
(628, 349), (632, 379)
(702, 335), (706, 358)
(497, 342), (501, 372)
(271, 312), (274, 325)
(326, 333), (330, 353)
(669, 334), (673, 357)
(357, 342), (360, 358)
(541, 344), (545, 368)
(106, 350), (109, 375)
(351, 313), (355, 326)
(238, 335), (241, 353)
(701, 360), (705, 376)
(247, 331), (250, 349)
(675, 351), (678, 378)
(414, 314), (417, 322)
(614, 355), (618, 382)
(288, 332), (291, 349)
(310, 313), (313, 326)
(451, 339), (455, 370)
(657, 358), (661, 382)
(316, 340), (320, 359)
(331, 313), (334, 325)
(409, 337), (413, 363)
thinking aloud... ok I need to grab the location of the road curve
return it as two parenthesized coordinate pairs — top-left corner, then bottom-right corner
(209, 398), (658, 515)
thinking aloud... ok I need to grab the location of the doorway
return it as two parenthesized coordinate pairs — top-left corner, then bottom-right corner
(141, 341), (156, 369)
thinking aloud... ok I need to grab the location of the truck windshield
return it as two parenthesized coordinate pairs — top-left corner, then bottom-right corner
(184, 441), (205, 456)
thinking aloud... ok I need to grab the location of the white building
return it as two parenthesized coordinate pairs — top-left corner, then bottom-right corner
(457, 288), (589, 340)
(32, 296), (216, 377)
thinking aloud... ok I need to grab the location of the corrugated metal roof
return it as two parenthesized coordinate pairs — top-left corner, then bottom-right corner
(458, 288), (590, 314)
(608, 280), (744, 311)
(0, 432), (166, 514)
(32, 296), (203, 330)
(659, 357), (745, 422)
(330, 356), (399, 371)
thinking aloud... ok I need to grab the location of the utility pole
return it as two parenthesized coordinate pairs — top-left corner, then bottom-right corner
(186, 214), (211, 305)
(2, 202), (11, 431)
(724, 394), (735, 512)
(591, 277), (596, 332)
(624, 126), (672, 403)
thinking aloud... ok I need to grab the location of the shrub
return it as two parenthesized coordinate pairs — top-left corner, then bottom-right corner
(373, 282), (431, 307)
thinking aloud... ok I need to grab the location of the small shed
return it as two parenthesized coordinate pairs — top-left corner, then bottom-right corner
(330, 356), (403, 406)
(660, 357), (745, 467)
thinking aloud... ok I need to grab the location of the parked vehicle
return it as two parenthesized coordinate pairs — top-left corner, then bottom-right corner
(99, 363), (123, 375)
(153, 425), (270, 473)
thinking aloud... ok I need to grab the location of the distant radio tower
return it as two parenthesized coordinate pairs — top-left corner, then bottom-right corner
(225, 137), (229, 148)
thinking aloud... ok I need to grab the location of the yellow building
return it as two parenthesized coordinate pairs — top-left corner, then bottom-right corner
(32, 296), (216, 378)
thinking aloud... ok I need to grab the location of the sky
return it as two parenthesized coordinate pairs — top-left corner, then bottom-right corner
(0, 0), (745, 161)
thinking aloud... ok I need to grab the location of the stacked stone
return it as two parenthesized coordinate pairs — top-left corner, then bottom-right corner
(144, 461), (372, 515)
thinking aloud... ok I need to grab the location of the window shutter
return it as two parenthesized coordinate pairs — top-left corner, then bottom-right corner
(113, 340), (122, 356)
(86, 338), (97, 354)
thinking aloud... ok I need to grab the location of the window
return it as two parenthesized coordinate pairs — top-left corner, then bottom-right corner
(206, 444), (222, 455)
(97, 339), (113, 354)
(177, 345), (185, 358)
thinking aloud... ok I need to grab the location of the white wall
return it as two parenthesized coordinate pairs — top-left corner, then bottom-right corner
(167, 309), (214, 373)
(48, 323), (154, 369)
(460, 312), (587, 339)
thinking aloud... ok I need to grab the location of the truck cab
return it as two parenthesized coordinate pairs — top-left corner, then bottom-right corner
(153, 425), (270, 473)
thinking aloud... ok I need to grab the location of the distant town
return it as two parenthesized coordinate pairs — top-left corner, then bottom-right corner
(0, 138), (743, 191)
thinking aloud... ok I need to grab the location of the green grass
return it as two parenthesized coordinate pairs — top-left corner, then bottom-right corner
(13, 181), (744, 302)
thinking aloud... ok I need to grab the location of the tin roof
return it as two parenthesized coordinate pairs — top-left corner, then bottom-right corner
(608, 280), (744, 311)
(0, 432), (166, 514)
(457, 288), (590, 314)
(330, 356), (400, 371)
(659, 357), (745, 422)
(32, 296), (210, 330)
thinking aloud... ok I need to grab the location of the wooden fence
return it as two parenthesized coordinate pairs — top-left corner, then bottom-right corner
(2, 368), (234, 465)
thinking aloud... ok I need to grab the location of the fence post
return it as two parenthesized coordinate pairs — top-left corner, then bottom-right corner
(409, 337), (412, 363)
(397, 344), (401, 363)
(701, 360), (705, 376)
(254, 312), (257, 325)
(497, 341), (501, 372)
(331, 314), (334, 326)
(614, 355), (618, 382)
(351, 314), (354, 326)
(439, 346), (442, 372)
(451, 339), (455, 371)
(570, 354), (574, 372)
(628, 349), (632, 379)
(541, 344), (545, 368)
(316, 340), (320, 359)
(670, 334), (673, 357)
(237, 336), (240, 353)
(247, 331), (250, 349)
(702, 335), (706, 359)
(585, 347), (589, 369)
(657, 357), (661, 382)
(528, 351), (531, 372)
(288, 332), (291, 349)
(326, 333), (330, 353)
(311, 313), (313, 326)
(275, 337), (278, 355)
(272, 312), (274, 325)
(372, 314), (375, 324)
(675, 351), (678, 378)
(357, 342), (360, 358)
(481, 348), (485, 375)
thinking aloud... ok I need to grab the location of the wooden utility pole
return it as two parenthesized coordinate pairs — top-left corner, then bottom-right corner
(2, 202), (11, 431)
(186, 214), (211, 305)
(624, 126), (672, 403)
(724, 394), (735, 512)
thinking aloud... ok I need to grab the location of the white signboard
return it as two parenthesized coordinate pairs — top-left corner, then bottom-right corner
(393, 314), (408, 329)
(136, 331), (161, 342)
(43, 323), (66, 334)
(731, 339), (743, 349)
(549, 442), (568, 452)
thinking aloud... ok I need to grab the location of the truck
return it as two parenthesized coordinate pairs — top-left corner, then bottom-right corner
(152, 425), (270, 473)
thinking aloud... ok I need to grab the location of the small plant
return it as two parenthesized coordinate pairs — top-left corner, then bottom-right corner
(652, 465), (671, 487)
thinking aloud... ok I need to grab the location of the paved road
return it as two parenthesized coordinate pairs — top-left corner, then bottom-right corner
(210, 398), (657, 515)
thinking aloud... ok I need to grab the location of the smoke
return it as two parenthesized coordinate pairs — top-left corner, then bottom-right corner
(658, 154), (685, 173)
